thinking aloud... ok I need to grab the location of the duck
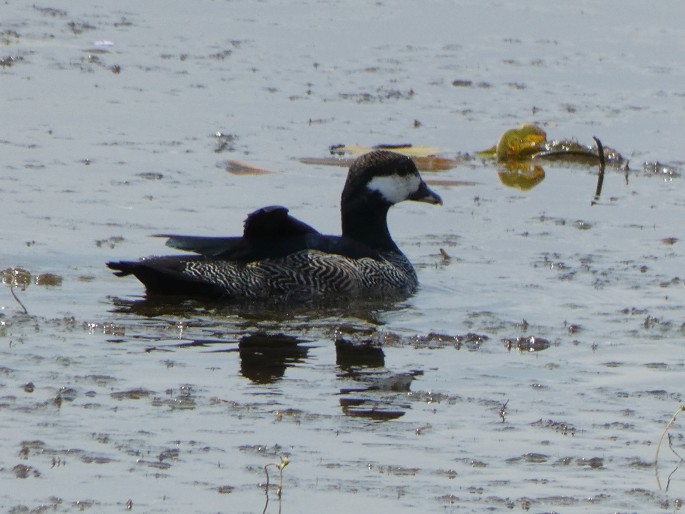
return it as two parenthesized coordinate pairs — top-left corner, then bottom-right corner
(107, 150), (442, 301)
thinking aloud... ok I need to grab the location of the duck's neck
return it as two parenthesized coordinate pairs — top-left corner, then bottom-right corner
(341, 198), (400, 253)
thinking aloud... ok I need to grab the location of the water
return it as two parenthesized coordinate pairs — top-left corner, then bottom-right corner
(1, 1), (684, 512)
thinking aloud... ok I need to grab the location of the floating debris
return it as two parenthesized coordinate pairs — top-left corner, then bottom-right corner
(95, 236), (124, 249)
(136, 172), (163, 180)
(13, 464), (40, 479)
(0, 55), (23, 68)
(110, 388), (154, 400)
(2, 267), (31, 289)
(478, 123), (627, 168)
(643, 161), (680, 178)
(322, 144), (461, 171)
(214, 132), (237, 153)
(93, 40), (115, 51)
(222, 160), (271, 175)
(503, 336), (551, 352)
(531, 418), (577, 436)
(330, 143), (442, 158)
(34, 273), (63, 287)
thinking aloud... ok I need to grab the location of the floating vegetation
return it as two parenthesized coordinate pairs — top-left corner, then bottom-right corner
(214, 131), (237, 153)
(338, 87), (415, 103)
(110, 388), (154, 400)
(2, 268), (63, 289)
(491, 123), (548, 162)
(503, 336), (551, 352)
(95, 236), (124, 249)
(643, 161), (680, 178)
(0, 55), (23, 68)
(13, 464), (40, 479)
(478, 123), (632, 191)
(2, 267), (31, 289)
(136, 172), (163, 180)
(531, 418), (577, 436)
(0, 29), (21, 45)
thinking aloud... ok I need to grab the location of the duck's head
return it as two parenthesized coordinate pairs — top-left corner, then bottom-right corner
(342, 150), (443, 208)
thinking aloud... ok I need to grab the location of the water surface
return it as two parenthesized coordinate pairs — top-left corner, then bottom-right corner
(1, 1), (684, 512)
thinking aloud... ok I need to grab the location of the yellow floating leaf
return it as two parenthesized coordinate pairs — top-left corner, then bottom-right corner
(496, 123), (547, 161)
(475, 145), (497, 159)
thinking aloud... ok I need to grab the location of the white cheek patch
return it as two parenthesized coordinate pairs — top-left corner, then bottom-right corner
(367, 174), (421, 204)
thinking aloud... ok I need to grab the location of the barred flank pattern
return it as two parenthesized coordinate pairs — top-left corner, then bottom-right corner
(182, 250), (418, 300)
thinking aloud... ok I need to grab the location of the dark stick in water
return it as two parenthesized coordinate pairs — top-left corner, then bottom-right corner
(591, 136), (606, 205)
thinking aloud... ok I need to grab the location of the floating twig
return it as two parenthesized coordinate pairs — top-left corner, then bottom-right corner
(10, 286), (28, 315)
(655, 405), (684, 490)
(591, 136), (606, 205)
(499, 400), (509, 423)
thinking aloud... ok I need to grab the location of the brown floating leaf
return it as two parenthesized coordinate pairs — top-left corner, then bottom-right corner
(411, 156), (460, 171)
(330, 143), (442, 158)
(299, 157), (354, 167)
(425, 178), (477, 188)
(300, 155), (459, 172)
(223, 160), (271, 175)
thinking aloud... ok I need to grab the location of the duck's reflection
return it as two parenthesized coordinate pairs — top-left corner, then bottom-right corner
(335, 337), (385, 369)
(239, 333), (310, 384)
(336, 336), (420, 421)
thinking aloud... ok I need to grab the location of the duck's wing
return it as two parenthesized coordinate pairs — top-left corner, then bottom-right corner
(162, 234), (245, 257)
(243, 205), (319, 239)
(158, 205), (381, 261)
(161, 233), (381, 261)
(159, 206), (319, 258)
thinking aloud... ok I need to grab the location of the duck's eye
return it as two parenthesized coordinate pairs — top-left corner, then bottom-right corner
(366, 174), (421, 204)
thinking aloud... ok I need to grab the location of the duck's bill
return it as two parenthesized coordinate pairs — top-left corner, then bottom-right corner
(408, 181), (443, 205)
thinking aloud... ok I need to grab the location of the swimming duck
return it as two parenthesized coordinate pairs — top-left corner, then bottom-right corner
(107, 150), (442, 301)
